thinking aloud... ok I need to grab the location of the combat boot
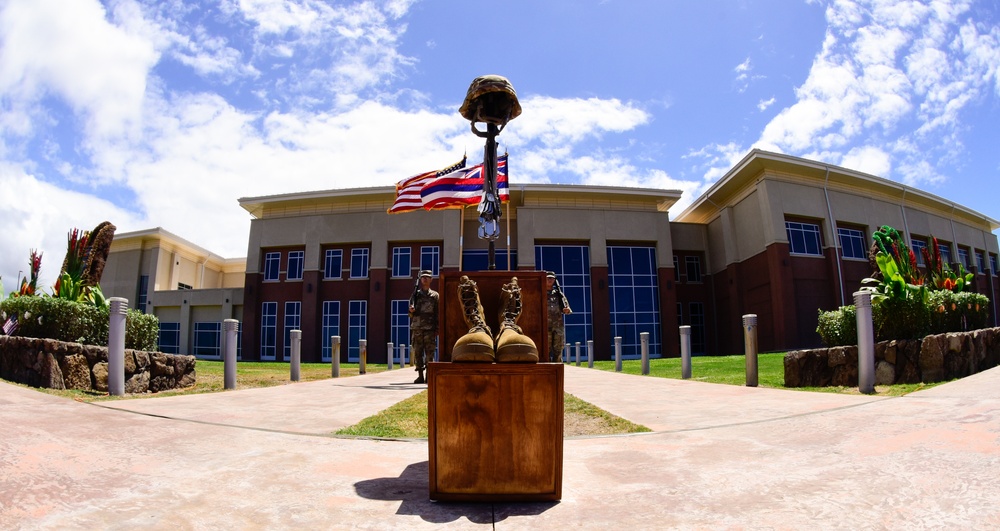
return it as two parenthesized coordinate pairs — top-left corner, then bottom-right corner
(452, 275), (495, 362)
(494, 277), (538, 363)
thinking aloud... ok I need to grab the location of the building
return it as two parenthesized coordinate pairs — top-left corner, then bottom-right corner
(103, 150), (1000, 362)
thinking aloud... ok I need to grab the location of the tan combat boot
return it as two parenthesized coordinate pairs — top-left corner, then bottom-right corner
(495, 277), (538, 363)
(452, 275), (495, 362)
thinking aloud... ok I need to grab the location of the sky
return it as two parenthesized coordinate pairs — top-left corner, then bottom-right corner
(1, 0), (998, 291)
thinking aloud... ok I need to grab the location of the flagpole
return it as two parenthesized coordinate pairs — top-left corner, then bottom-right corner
(458, 207), (465, 272)
(506, 200), (511, 271)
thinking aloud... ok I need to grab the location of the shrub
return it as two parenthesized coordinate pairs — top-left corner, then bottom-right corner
(927, 290), (990, 334)
(817, 306), (857, 346)
(873, 295), (931, 341)
(0, 296), (158, 350)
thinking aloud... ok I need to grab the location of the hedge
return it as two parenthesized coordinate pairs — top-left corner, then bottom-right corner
(0, 296), (158, 351)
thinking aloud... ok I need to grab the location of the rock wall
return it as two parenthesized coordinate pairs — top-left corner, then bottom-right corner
(0, 335), (196, 393)
(784, 327), (1000, 387)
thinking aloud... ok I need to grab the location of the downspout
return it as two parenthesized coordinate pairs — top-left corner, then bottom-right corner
(823, 167), (846, 306)
(900, 187), (911, 245)
(983, 231), (998, 327)
(949, 203), (958, 268)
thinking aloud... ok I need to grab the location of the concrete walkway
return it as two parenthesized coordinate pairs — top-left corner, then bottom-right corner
(2, 364), (999, 530)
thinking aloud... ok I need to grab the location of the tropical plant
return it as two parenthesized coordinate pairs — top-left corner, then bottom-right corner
(15, 250), (43, 297)
(920, 236), (974, 293)
(870, 225), (923, 285)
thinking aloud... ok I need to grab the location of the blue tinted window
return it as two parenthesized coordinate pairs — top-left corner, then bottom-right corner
(324, 249), (343, 279)
(283, 301), (301, 360)
(392, 247), (411, 277)
(264, 252), (280, 281)
(421, 246), (440, 276)
(535, 245), (593, 350)
(786, 221), (822, 256)
(348, 300), (367, 361)
(158, 322), (181, 354)
(321, 301), (340, 361)
(193, 322), (221, 357)
(350, 248), (369, 279)
(837, 227), (867, 260)
(287, 251), (304, 280)
(607, 245), (660, 358)
(260, 302), (277, 360)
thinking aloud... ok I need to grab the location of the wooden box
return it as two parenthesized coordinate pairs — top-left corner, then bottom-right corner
(427, 362), (564, 502)
(438, 271), (550, 362)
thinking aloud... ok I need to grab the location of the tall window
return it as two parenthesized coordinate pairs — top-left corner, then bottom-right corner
(462, 249), (517, 271)
(991, 254), (999, 275)
(392, 247), (411, 278)
(673, 256), (680, 282)
(536, 245), (593, 352)
(321, 301), (341, 362)
(260, 302), (277, 360)
(193, 322), (222, 358)
(958, 248), (970, 269)
(606, 245), (660, 358)
(324, 249), (343, 279)
(689, 302), (706, 355)
(786, 221), (822, 256)
(976, 251), (987, 272)
(287, 251), (304, 280)
(283, 301), (301, 360)
(911, 238), (927, 266)
(391, 300), (413, 364)
(938, 241), (952, 265)
(837, 227), (867, 260)
(350, 248), (369, 279)
(348, 300), (367, 362)
(264, 252), (281, 281)
(421, 246), (440, 276)
(685, 256), (702, 283)
(137, 275), (149, 313)
(158, 322), (181, 354)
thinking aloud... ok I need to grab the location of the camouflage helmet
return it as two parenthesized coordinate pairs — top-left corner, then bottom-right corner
(459, 75), (521, 125)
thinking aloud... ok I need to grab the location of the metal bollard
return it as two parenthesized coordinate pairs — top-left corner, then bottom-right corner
(614, 336), (622, 372)
(387, 342), (394, 370)
(855, 291), (875, 394)
(399, 343), (407, 368)
(564, 343), (570, 364)
(224, 319), (238, 389)
(640, 332), (650, 375)
(587, 340), (594, 368)
(680, 325), (692, 379)
(107, 297), (128, 396)
(743, 314), (758, 387)
(359, 339), (367, 374)
(574, 342), (581, 366)
(290, 330), (301, 382)
(331, 336), (341, 378)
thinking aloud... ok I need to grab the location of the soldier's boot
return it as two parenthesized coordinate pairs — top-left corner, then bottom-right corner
(452, 275), (495, 362)
(494, 277), (538, 363)
(414, 369), (425, 384)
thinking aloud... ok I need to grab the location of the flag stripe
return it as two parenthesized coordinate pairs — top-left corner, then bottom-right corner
(420, 154), (509, 211)
(387, 157), (467, 214)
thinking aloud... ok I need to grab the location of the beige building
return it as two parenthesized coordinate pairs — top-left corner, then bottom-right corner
(104, 150), (1000, 361)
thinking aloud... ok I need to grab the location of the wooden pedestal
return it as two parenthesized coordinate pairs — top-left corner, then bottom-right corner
(427, 362), (564, 502)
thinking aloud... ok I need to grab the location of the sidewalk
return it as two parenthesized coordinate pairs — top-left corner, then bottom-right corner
(2, 364), (999, 529)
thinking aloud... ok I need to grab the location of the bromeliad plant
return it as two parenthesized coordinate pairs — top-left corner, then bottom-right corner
(921, 236), (974, 293)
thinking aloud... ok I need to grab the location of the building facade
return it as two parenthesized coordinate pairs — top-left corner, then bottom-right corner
(105, 151), (1000, 362)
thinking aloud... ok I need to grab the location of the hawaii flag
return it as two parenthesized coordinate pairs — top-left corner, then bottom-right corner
(387, 157), (467, 214)
(420, 154), (509, 211)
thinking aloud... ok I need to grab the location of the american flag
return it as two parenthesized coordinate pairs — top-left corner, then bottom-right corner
(420, 154), (509, 211)
(387, 157), (467, 214)
(2, 316), (17, 336)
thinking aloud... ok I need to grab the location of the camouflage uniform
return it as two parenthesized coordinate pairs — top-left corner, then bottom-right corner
(409, 288), (439, 372)
(547, 285), (571, 362)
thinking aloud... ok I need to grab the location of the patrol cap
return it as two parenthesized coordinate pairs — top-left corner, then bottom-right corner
(419, 270), (434, 278)
(545, 271), (556, 278)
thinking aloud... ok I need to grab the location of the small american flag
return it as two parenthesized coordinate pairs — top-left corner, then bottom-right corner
(387, 157), (467, 214)
(2, 316), (17, 336)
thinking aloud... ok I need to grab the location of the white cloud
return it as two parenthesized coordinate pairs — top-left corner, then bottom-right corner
(758, 97), (776, 111)
(506, 96), (650, 149)
(839, 145), (891, 176)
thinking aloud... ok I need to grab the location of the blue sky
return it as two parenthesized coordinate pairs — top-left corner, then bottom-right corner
(1, 0), (998, 289)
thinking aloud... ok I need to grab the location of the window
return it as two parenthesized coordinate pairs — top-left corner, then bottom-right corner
(911, 238), (927, 266)
(348, 300), (367, 361)
(685, 256), (702, 283)
(137, 275), (149, 313)
(461, 249), (517, 271)
(350, 248), (369, 279)
(992, 254), (999, 275)
(158, 322), (181, 354)
(606, 245), (660, 359)
(957, 248), (970, 270)
(536, 245), (593, 352)
(193, 322), (222, 358)
(676, 303), (683, 325)
(321, 301), (341, 362)
(690, 302), (706, 355)
(283, 301), (301, 360)
(392, 247), (411, 278)
(264, 252), (280, 281)
(260, 302), (277, 360)
(287, 251), (304, 280)
(673, 256), (680, 282)
(177, 282), (192, 290)
(976, 251), (987, 272)
(837, 227), (868, 260)
(421, 246), (440, 276)
(938, 241), (952, 265)
(391, 300), (414, 364)
(324, 249), (343, 279)
(785, 221), (822, 256)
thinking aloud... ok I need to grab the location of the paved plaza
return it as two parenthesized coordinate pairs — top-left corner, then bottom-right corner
(2, 364), (999, 529)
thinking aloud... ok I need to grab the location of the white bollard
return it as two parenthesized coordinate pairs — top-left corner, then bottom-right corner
(387, 342), (394, 370)
(331, 336), (341, 378)
(400, 343), (407, 367)
(855, 291), (875, 394)
(680, 325), (692, 379)
(640, 332), (650, 375)
(290, 330), (301, 382)
(614, 336), (622, 372)
(574, 342), (581, 366)
(107, 297), (128, 396)
(224, 319), (238, 390)
(743, 314), (758, 387)
(359, 339), (367, 374)
(587, 340), (594, 368)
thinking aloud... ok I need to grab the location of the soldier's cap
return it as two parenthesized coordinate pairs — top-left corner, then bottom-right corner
(545, 271), (556, 278)
(419, 270), (434, 278)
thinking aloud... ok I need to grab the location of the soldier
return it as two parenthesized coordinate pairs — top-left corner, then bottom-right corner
(408, 270), (439, 384)
(545, 271), (572, 362)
